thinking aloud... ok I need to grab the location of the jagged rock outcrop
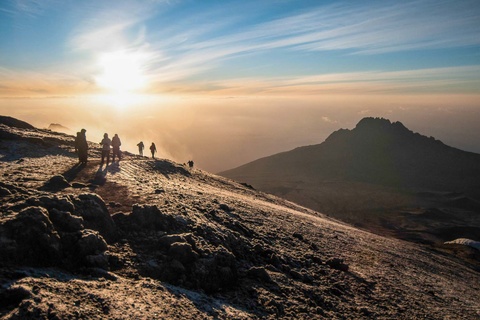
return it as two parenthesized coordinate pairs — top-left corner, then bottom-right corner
(0, 207), (61, 266)
(71, 194), (118, 242)
(0, 194), (113, 270)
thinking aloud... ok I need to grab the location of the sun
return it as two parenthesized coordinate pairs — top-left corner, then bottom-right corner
(95, 50), (147, 93)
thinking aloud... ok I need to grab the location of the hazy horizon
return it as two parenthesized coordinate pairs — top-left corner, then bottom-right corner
(1, 0), (479, 172)
(1, 94), (480, 173)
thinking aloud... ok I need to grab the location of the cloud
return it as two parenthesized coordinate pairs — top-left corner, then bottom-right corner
(321, 116), (337, 124)
(9, 0), (54, 17)
(158, 0), (480, 65)
(142, 0), (480, 89)
(3, 0), (480, 97)
(0, 66), (96, 97)
(160, 65), (480, 95)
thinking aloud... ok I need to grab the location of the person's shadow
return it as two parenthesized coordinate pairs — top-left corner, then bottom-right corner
(91, 164), (109, 186)
(62, 162), (86, 182)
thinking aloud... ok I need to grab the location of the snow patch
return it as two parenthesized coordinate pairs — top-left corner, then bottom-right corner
(444, 238), (480, 251)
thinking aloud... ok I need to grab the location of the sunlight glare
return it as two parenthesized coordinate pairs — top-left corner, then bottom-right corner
(95, 92), (147, 111)
(95, 51), (148, 93)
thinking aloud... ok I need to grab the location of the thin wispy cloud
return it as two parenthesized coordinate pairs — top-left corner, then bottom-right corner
(136, 0), (480, 88)
(2, 0), (480, 97)
(170, 66), (480, 95)
(160, 0), (480, 67)
(10, 0), (55, 17)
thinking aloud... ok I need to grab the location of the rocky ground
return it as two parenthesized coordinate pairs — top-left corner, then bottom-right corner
(1, 121), (480, 319)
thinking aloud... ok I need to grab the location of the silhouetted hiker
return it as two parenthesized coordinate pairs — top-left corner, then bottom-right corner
(74, 132), (80, 153)
(100, 133), (111, 165)
(112, 134), (121, 162)
(150, 142), (157, 159)
(75, 129), (88, 163)
(188, 160), (194, 169)
(137, 141), (144, 156)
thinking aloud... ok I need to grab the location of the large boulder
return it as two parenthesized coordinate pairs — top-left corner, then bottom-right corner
(60, 229), (109, 269)
(192, 246), (238, 293)
(168, 242), (199, 265)
(128, 204), (179, 232)
(42, 175), (71, 191)
(22, 193), (116, 242)
(157, 233), (195, 249)
(76, 229), (108, 256)
(49, 208), (84, 232)
(0, 206), (61, 266)
(72, 193), (117, 242)
(26, 195), (75, 213)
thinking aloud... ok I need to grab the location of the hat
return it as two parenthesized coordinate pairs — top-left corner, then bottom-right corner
(81, 128), (86, 132)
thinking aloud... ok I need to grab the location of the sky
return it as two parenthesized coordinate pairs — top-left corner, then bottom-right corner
(1, 0), (479, 172)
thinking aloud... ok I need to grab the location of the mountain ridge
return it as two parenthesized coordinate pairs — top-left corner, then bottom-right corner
(220, 117), (480, 253)
(220, 117), (480, 191)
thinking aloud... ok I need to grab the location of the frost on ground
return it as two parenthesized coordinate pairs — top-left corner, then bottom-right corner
(1, 121), (480, 319)
(445, 238), (480, 251)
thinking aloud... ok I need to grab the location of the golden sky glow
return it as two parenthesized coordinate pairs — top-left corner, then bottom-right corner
(1, 0), (480, 171)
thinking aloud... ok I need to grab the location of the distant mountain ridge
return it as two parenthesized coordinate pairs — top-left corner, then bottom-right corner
(220, 117), (480, 193)
(0, 115), (34, 129)
(48, 123), (71, 133)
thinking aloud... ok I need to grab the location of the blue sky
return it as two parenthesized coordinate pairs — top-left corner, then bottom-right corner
(1, 0), (479, 97)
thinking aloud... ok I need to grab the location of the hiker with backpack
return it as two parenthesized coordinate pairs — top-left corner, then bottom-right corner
(150, 142), (157, 159)
(137, 141), (144, 156)
(75, 128), (88, 163)
(112, 134), (122, 162)
(100, 133), (111, 165)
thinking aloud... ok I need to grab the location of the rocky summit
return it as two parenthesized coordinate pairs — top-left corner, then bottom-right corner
(1, 117), (480, 319)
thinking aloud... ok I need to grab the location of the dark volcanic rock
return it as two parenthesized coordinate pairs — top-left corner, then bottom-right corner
(43, 175), (71, 190)
(247, 266), (272, 282)
(0, 186), (12, 197)
(326, 257), (349, 272)
(0, 285), (32, 310)
(168, 242), (199, 265)
(27, 195), (75, 213)
(49, 208), (84, 232)
(129, 204), (180, 232)
(72, 193), (117, 242)
(157, 233), (195, 249)
(0, 206), (61, 266)
(192, 247), (238, 293)
(20, 194), (116, 242)
(62, 229), (109, 269)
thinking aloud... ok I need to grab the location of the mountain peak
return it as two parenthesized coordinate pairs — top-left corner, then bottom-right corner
(354, 117), (410, 135)
(355, 116), (392, 128)
(324, 117), (411, 145)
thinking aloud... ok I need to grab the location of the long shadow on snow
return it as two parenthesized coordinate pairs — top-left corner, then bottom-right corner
(151, 159), (191, 179)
